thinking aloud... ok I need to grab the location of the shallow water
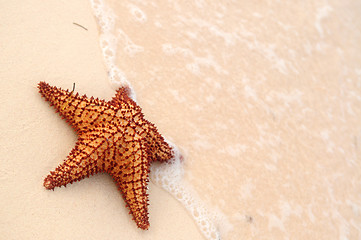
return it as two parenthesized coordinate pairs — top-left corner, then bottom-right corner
(89, 0), (361, 239)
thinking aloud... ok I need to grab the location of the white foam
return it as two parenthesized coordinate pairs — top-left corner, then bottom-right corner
(161, 43), (227, 76)
(117, 29), (144, 57)
(315, 5), (333, 38)
(89, 1), (226, 239)
(128, 4), (147, 23)
(89, 0), (136, 100)
(150, 141), (228, 240)
(162, 43), (192, 57)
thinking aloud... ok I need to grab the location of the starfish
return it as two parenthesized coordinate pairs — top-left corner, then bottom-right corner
(38, 81), (174, 230)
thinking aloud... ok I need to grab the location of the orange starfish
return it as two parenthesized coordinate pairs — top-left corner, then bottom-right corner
(38, 81), (173, 230)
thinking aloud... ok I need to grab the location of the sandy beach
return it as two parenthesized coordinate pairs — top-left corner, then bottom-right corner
(0, 1), (203, 239)
(1, 0), (361, 239)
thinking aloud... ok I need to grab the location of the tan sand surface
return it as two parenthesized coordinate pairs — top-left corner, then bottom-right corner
(0, 1), (203, 239)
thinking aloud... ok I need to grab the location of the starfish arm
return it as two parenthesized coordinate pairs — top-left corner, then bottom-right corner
(109, 87), (174, 162)
(108, 139), (151, 230)
(38, 82), (83, 125)
(43, 131), (108, 190)
(108, 87), (137, 110)
(145, 122), (174, 162)
(38, 82), (113, 133)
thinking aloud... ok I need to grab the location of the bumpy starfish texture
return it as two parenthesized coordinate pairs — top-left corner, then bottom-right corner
(38, 81), (173, 230)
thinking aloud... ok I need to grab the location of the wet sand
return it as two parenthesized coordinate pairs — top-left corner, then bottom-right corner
(100, 0), (361, 239)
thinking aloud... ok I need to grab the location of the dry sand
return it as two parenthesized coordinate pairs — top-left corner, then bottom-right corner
(0, 1), (203, 239)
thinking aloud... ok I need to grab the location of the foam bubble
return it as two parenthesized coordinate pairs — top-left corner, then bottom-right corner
(186, 63), (201, 75)
(161, 43), (192, 57)
(117, 29), (144, 57)
(90, 0), (115, 34)
(315, 5), (333, 38)
(161, 43), (227, 75)
(128, 4), (147, 23)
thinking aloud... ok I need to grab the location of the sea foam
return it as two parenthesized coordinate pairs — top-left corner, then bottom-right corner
(150, 141), (224, 240)
(89, 0), (223, 239)
(90, 0), (136, 101)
